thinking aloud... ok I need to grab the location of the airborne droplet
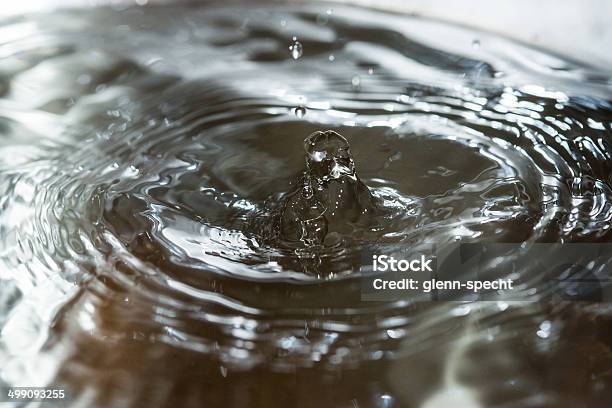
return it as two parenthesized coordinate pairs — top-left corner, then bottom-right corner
(294, 106), (307, 118)
(289, 37), (303, 60)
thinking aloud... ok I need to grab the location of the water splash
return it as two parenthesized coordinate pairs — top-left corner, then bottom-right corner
(0, 3), (611, 408)
(280, 130), (375, 245)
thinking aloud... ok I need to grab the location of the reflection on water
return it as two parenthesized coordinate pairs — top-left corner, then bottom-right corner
(1, 3), (612, 407)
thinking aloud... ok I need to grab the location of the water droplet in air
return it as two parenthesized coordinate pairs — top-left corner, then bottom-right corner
(351, 75), (361, 91)
(289, 37), (303, 60)
(368, 68), (374, 75)
(294, 106), (307, 118)
(328, 54), (335, 62)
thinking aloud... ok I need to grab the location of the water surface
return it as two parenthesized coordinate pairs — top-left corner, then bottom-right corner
(1, 3), (612, 407)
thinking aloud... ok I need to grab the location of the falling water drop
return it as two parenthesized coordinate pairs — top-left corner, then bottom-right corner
(289, 36), (303, 60)
(294, 106), (307, 118)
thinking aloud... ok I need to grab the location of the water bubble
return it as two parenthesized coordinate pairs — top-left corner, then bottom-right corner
(289, 37), (303, 60)
(280, 20), (287, 27)
(472, 39), (481, 49)
(328, 54), (335, 62)
(351, 75), (361, 91)
(368, 68), (374, 75)
(294, 106), (307, 118)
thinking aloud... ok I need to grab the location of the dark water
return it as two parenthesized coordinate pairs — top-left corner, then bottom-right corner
(1, 2), (612, 407)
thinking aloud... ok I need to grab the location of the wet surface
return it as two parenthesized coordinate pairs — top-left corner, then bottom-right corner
(1, 3), (612, 407)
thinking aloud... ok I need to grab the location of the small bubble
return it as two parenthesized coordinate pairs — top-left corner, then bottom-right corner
(328, 54), (335, 62)
(368, 68), (374, 75)
(351, 75), (361, 91)
(280, 19), (287, 27)
(472, 39), (481, 49)
(289, 37), (303, 60)
(326, 8), (334, 15)
(294, 106), (307, 118)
